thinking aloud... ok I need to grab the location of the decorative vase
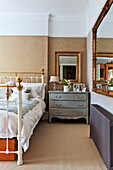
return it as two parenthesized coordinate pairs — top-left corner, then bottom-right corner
(63, 85), (70, 92)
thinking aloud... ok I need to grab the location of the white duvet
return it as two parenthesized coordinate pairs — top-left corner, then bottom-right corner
(0, 98), (45, 151)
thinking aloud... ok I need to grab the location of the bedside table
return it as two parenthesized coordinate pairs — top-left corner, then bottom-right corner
(48, 91), (89, 124)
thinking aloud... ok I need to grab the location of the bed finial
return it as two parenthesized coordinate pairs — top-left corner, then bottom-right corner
(16, 77), (23, 91)
(41, 68), (44, 75)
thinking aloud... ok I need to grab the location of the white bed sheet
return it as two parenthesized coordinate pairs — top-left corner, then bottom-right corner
(0, 98), (45, 151)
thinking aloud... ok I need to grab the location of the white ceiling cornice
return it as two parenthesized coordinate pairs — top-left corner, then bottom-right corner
(49, 14), (85, 20)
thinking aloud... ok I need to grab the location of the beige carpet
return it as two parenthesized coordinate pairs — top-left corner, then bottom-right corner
(0, 120), (107, 170)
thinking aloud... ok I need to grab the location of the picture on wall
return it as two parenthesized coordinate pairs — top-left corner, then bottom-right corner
(63, 66), (76, 79)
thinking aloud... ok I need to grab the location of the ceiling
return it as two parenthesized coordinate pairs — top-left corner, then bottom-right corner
(0, 0), (92, 16)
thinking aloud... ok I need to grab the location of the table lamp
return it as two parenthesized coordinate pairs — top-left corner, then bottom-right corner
(49, 76), (59, 90)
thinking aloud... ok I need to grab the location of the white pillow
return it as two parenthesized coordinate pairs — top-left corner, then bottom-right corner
(10, 87), (18, 101)
(22, 93), (30, 100)
(6, 81), (15, 86)
(0, 87), (6, 99)
(0, 81), (15, 99)
(21, 83), (46, 99)
(11, 87), (30, 101)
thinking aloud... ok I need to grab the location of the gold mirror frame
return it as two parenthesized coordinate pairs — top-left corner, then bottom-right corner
(92, 0), (113, 97)
(55, 52), (81, 83)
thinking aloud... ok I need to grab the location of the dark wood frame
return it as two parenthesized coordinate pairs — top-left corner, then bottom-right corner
(55, 52), (81, 83)
(92, 0), (113, 97)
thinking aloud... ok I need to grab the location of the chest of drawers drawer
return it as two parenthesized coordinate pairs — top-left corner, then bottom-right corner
(51, 100), (86, 108)
(51, 108), (86, 116)
(51, 93), (86, 101)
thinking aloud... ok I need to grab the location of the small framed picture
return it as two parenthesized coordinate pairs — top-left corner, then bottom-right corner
(73, 83), (86, 92)
(73, 84), (82, 92)
(96, 84), (102, 89)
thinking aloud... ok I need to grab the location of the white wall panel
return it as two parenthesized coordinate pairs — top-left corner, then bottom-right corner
(0, 15), (49, 36)
(49, 15), (86, 37)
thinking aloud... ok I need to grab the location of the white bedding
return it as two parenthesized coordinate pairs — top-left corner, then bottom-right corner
(0, 98), (45, 151)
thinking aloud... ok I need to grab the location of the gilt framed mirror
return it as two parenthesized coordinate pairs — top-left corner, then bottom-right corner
(92, 0), (113, 97)
(55, 52), (81, 83)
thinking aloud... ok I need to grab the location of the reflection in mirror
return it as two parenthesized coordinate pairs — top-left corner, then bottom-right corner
(96, 53), (113, 81)
(59, 56), (76, 80)
(55, 52), (81, 83)
(92, 0), (113, 97)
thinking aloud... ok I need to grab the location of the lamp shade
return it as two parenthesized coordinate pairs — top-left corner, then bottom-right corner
(49, 76), (59, 83)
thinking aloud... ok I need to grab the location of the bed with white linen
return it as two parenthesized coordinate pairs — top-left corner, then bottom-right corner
(0, 98), (45, 151)
(0, 70), (46, 165)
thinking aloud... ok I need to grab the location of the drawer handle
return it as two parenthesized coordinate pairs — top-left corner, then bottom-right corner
(77, 112), (83, 114)
(77, 104), (83, 106)
(77, 96), (83, 98)
(55, 111), (62, 114)
(56, 96), (61, 98)
(56, 104), (62, 106)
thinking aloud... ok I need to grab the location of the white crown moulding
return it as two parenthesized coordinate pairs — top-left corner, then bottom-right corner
(49, 14), (85, 19)
(0, 14), (50, 18)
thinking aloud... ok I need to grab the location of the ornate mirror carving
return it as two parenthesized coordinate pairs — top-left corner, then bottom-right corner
(92, 0), (113, 97)
(55, 52), (81, 83)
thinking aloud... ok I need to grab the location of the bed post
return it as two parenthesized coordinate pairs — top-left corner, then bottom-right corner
(6, 86), (10, 154)
(41, 69), (44, 83)
(16, 77), (23, 166)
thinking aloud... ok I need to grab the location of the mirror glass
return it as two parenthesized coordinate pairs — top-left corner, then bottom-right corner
(55, 52), (81, 83)
(59, 56), (77, 80)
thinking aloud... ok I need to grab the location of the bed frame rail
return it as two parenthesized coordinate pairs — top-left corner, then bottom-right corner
(0, 69), (44, 84)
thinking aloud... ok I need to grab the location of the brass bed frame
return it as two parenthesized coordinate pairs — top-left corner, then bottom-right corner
(0, 69), (44, 165)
